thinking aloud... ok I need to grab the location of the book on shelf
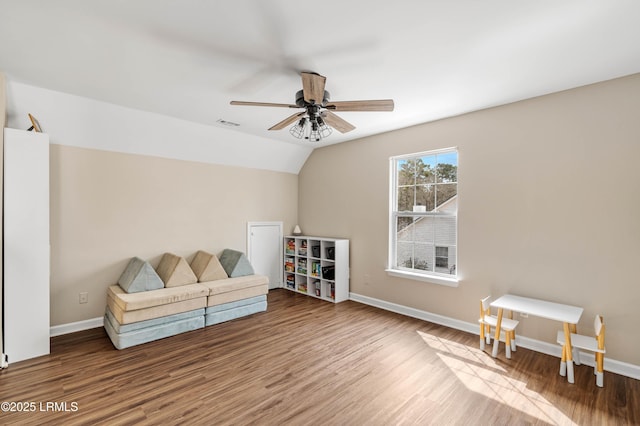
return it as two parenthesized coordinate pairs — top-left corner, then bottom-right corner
(286, 274), (295, 289)
(286, 239), (295, 255)
(298, 240), (308, 256)
(314, 280), (321, 296)
(285, 257), (294, 272)
(298, 282), (308, 293)
(311, 261), (321, 277)
(297, 258), (307, 275)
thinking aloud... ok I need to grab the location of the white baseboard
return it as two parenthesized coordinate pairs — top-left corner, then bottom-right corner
(50, 317), (104, 337)
(349, 292), (640, 381)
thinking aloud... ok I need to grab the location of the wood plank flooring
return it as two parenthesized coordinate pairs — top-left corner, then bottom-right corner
(0, 289), (638, 425)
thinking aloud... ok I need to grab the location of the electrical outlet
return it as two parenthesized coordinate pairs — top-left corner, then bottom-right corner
(79, 292), (89, 304)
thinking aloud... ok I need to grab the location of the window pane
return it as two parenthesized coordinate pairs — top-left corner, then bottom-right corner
(412, 216), (434, 244)
(414, 243), (433, 271)
(436, 183), (457, 210)
(436, 152), (458, 183)
(397, 159), (415, 186)
(397, 186), (414, 211)
(435, 216), (457, 245)
(415, 185), (435, 211)
(397, 216), (414, 239)
(396, 241), (414, 268)
(416, 156), (436, 184)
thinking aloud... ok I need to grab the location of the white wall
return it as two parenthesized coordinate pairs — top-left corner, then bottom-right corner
(5, 81), (312, 174)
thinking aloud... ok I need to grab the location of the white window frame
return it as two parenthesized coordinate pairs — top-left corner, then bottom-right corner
(387, 147), (459, 287)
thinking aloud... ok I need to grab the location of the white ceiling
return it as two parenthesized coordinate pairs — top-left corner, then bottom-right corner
(2, 0), (640, 149)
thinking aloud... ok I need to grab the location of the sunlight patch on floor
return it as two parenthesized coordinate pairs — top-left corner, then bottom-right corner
(417, 331), (577, 426)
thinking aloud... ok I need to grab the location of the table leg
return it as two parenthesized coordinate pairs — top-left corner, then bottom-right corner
(509, 310), (517, 353)
(563, 322), (575, 384)
(491, 308), (504, 358)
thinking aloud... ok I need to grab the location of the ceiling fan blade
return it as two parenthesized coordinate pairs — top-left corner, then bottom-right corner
(301, 72), (326, 105)
(230, 101), (298, 108)
(325, 99), (394, 112)
(322, 111), (356, 133)
(269, 112), (306, 131)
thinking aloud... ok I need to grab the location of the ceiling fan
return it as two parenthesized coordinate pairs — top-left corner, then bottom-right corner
(230, 71), (394, 142)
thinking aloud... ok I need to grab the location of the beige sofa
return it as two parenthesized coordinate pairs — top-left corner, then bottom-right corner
(103, 250), (269, 349)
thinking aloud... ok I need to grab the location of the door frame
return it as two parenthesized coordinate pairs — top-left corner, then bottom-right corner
(246, 221), (283, 289)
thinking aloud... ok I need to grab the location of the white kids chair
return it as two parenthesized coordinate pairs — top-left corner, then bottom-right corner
(479, 296), (519, 358)
(557, 314), (606, 387)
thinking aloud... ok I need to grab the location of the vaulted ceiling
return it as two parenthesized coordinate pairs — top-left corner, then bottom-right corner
(2, 0), (640, 149)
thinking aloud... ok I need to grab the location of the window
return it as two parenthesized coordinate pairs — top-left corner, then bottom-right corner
(388, 148), (458, 285)
(435, 246), (449, 268)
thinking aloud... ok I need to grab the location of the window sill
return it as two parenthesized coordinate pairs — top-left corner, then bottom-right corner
(385, 269), (459, 287)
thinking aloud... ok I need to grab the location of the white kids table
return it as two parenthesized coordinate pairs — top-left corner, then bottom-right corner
(490, 294), (584, 383)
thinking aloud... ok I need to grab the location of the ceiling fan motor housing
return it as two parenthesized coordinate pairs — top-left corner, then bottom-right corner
(295, 89), (330, 107)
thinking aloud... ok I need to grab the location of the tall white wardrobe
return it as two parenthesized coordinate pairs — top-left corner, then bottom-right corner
(3, 128), (50, 363)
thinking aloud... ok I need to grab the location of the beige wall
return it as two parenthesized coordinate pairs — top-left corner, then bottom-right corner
(298, 73), (640, 365)
(50, 145), (298, 325)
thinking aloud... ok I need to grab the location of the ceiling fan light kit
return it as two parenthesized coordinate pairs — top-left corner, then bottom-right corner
(231, 72), (394, 142)
(289, 115), (332, 142)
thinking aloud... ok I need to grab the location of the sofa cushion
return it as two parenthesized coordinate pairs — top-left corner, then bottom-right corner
(200, 274), (268, 295)
(190, 250), (228, 282)
(104, 310), (205, 350)
(218, 249), (255, 277)
(118, 257), (165, 293)
(205, 295), (267, 314)
(204, 299), (267, 327)
(200, 275), (269, 306)
(156, 252), (198, 287)
(108, 283), (208, 311)
(105, 306), (205, 334)
(107, 295), (206, 325)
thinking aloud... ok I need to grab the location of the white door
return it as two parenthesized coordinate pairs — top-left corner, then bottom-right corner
(247, 222), (282, 289)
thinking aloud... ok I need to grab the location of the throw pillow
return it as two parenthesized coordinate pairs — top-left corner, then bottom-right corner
(218, 249), (255, 278)
(190, 250), (228, 282)
(118, 257), (164, 293)
(155, 252), (198, 287)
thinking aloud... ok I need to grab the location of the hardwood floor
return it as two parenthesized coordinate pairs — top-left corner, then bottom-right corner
(1, 289), (637, 425)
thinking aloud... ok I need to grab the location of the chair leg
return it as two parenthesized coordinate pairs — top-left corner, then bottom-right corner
(505, 332), (512, 359)
(480, 323), (485, 350)
(567, 360), (575, 384)
(559, 345), (567, 377)
(595, 352), (604, 387)
(510, 330), (516, 352)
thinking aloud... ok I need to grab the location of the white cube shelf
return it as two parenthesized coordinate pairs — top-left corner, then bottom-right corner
(284, 236), (349, 303)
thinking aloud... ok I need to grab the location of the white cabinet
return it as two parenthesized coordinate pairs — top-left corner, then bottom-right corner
(3, 128), (50, 363)
(284, 236), (349, 303)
